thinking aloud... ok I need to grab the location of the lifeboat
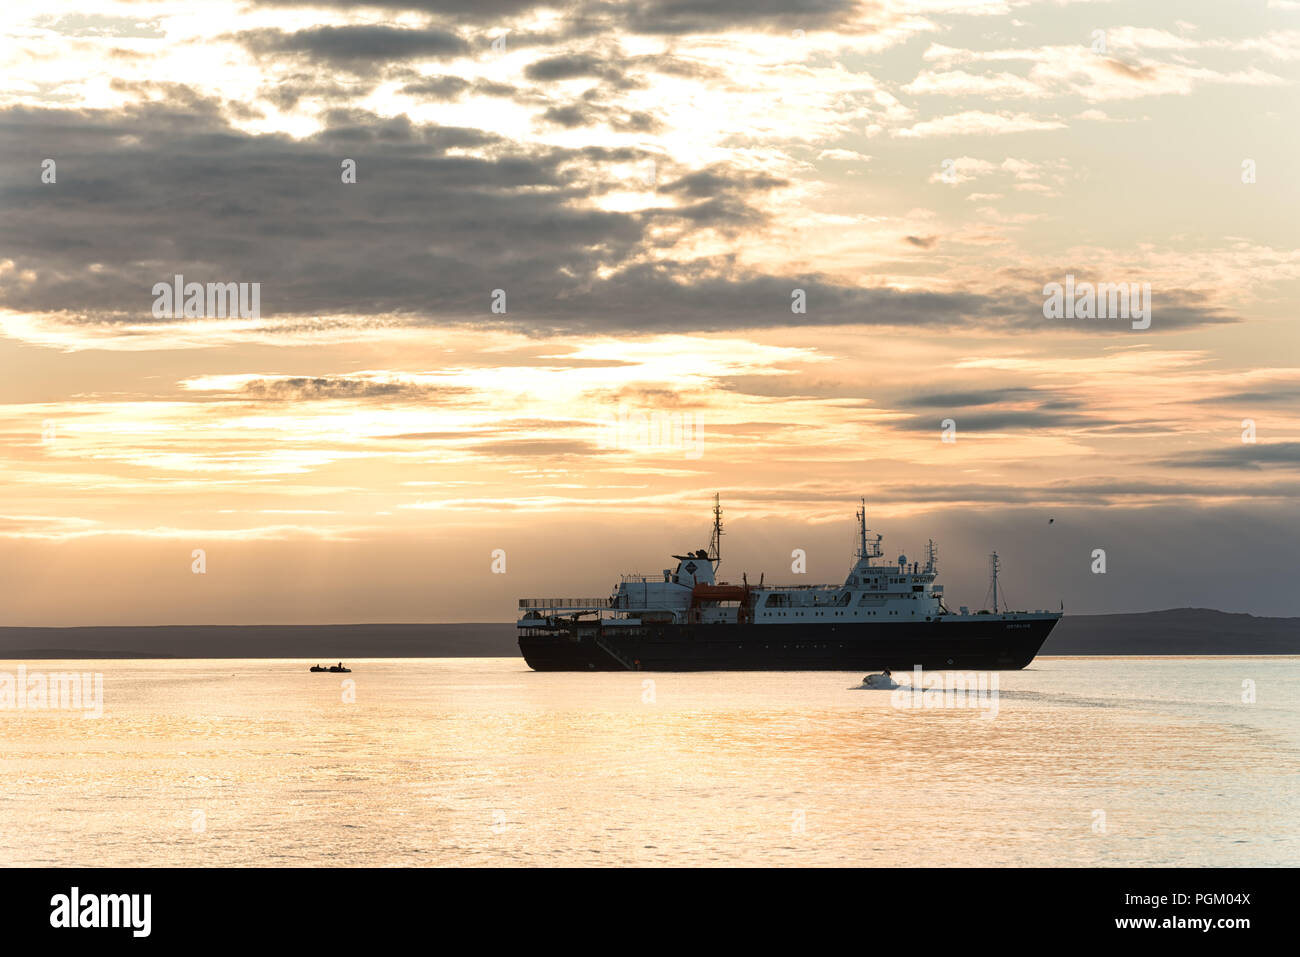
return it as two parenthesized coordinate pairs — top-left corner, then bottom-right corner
(690, 583), (748, 603)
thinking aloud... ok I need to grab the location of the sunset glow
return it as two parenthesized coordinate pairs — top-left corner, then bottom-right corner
(2, 0), (1298, 622)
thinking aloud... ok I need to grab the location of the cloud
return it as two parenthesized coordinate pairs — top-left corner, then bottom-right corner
(188, 375), (474, 402)
(916, 41), (1288, 103)
(1168, 442), (1300, 470)
(539, 102), (664, 132)
(927, 156), (1064, 186)
(238, 26), (470, 65)
(890, 410), (1111, 433)
(400, 75), (472, 100)
(657, 165), (789, 199)
(524, 53), (622, 82)
(1190, 384), (1300, 405)
(246, 0), (869, 36)
(0, 11), (1261, 346)
(897, 386), (1067, 408)
(894, 110), (1067, 137)
(903, 70), (1043, 98)
(33, 14), (166, 39)
(817, 149), (872, 161)
(468, 438), (604, 457)
(15, 103), (1028, 337)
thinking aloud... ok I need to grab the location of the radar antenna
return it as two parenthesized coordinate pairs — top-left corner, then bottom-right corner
(986, 551), (1002, 613)
(708, 493), (723, 566)
(855, 499), (883, 562)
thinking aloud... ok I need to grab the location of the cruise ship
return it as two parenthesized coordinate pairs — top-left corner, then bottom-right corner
(517, 497), (1062, 671)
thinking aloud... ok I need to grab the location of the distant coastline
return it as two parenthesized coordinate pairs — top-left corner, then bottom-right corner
(0, 609), (1296, 659)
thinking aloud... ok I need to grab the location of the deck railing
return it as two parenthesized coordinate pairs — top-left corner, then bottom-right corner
(518, 597), (611, 609)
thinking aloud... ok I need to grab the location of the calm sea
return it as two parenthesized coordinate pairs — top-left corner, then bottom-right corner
(1, 657), (1296, 867)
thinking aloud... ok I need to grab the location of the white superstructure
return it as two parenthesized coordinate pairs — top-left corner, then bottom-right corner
(520, 498), (985, 629)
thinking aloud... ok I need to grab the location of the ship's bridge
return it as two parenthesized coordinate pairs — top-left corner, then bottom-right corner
(742, 524), (948, 623)
(844, 554), (939, 592)
(668, 550), (716, 587)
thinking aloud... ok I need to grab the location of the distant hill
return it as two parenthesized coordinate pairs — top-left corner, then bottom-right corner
(0, 609), (1296, 659)
(1041, 608), (1300, 655)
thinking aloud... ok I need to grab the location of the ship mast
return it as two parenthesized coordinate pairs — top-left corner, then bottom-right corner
(708, 493), (723, 566)
(854, 498), (883, 563)
(988, 551), (1001, 613)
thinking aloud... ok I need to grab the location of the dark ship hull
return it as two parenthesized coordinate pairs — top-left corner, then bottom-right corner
(519, 614), (1060, 672)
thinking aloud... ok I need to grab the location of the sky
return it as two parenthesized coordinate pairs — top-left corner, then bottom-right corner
(1, 0), (1298, 625)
